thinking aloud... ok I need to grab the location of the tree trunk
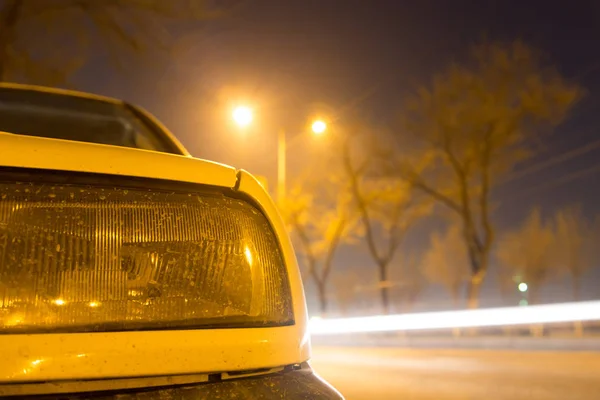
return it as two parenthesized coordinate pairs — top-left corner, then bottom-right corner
(529, 286), (544, 337)
(573, 320), (584, 337)
(316, 281), (328, 317)
(530, 324), (544, 337)
(466, 275), (483, 309)
(463, 237), (488, 309)
(378, 264), (390, 314)
(572, 276), (584, 336)
(572, 277), (581, 301)
(451, 287), (462, 337)
(0, 0), (23, 81)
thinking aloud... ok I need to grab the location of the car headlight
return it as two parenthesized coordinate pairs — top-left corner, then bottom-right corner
(0, 180), (293, 333)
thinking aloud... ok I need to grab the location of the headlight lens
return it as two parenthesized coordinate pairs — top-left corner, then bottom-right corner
(0, 180), (293, 333)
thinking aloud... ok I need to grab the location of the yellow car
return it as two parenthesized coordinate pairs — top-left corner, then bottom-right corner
(0, 83), (343, 399)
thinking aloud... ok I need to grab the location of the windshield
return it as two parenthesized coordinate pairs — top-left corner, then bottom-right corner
(0, 87), (180, 154)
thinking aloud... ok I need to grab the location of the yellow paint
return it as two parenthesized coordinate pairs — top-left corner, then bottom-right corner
(0, 133), (237, 189)
(255, 175), (269, 190)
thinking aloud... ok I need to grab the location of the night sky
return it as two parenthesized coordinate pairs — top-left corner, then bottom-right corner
(69, 0), (600, 313)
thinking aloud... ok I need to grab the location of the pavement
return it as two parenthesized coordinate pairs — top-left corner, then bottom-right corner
(310, 346), (600, 400)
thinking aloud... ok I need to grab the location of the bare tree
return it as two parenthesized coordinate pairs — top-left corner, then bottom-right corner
(496, 208), (557, 304)
(0, 0), (226, 84)
(385, 40), (581, 308)
(552, 205), (592, 301)
(342, 134), (428, 314)
(279, 171), (361, 316)
(422, 224), (470, 307)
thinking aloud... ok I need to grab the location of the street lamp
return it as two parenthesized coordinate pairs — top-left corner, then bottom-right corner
(278, 120), (327, 202)
(232, 106), (253, 128)
(311, 120), (327, 135)
(231, 108), (326, 202)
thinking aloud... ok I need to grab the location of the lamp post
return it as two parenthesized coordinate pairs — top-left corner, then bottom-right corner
(232, 106), (327, 202)
(276, 121), (326, 203)
(277, 128), (286, 203)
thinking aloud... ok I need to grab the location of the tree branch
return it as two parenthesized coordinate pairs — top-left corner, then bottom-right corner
(291, 215), (320, 285)
(20, 0), (82, 20)
(321, 219), (347, 284)
(343, 140), (386, 268)
(479, 127), (495, 255)
(383, 199), (413, 265)
(410, 176), (462, 213)
(0, 0), (24, 80)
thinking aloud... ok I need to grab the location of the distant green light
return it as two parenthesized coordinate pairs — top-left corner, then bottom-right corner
(518, 282), (528, 293)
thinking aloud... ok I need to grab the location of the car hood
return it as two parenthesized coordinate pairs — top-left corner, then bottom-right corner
(0, 131), (238, 187)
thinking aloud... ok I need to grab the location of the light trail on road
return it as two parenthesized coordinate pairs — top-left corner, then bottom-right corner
(309, 301), (600, 335)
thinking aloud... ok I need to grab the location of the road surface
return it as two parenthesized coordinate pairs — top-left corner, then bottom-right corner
(311, 346), (600, 400)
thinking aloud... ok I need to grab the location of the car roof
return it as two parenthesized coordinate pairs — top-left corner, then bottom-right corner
(0, 82), (122, 105)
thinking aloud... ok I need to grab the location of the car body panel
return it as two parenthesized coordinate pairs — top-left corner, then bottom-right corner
(0, 132), (234, 188)
(254, 174), (269, 190)
(0, 82), (123, 105)
(236, 170), (311, 358)
(0, 325), (306, 383)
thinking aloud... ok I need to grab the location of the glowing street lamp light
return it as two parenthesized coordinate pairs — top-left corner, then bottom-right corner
(232, 106), (253, 128)
(518, 282), (528, 293)
(279, 119), (327, 201)
(311, 120), (327, 135)
(229, 104), (330, 202)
